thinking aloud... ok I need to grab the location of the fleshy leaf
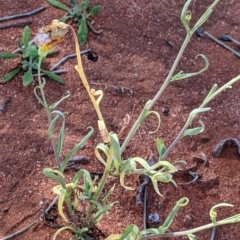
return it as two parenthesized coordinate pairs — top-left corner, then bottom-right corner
(77, 17), (88, 46)
(0, 67), (21, 83)
(156, 138), (166, 159)
(0, 52), (20, 59)
(22, 67), (33, 86)
(22, 26), (31, 48)
(47, 0), (70, 11)
(41, 70), (64, 84)
(69, 0), (76, 7)
(88, 5), (101, 17)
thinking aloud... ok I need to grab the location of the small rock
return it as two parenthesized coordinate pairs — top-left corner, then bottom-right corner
(183, 214), (193, 228)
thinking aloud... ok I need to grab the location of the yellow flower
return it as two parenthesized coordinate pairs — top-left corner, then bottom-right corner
(35, 19), (69, 57)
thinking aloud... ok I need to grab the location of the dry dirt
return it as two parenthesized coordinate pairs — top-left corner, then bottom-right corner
(1, 0), (240, 239)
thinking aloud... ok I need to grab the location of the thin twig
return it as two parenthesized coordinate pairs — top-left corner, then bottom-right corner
(50, 50), (91, 71)
(2, 196), (58, 240)
(0, 18), (32, 29)
(0, 6), (46, 22)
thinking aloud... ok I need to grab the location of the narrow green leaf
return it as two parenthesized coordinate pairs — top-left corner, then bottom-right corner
(119, 224), (139, 240)
(34, 85), (46, 107)
(0, 52), (20, 59)
(119, 160), (136, 190)
(22, 26), (31, 48)
(180, 0), (192, 33)
(170, 54), (209, 82)
(162, 197), (189, 231)
(139, 227), (166, 237)
(188, 107), (211, 122)
(48, 110), (65, 157)
(95, 143), (109, 166)
(48, 110), (65, 137)
(188, 233), (195, 240)
(83, 170), (93, 197)
(57, 116), (65, 156)
(205, 84), (218, 100)
(22, 67), (33, 86)
(192, 0), (221, 33)
(26, 45), (39, 58)
(152, 180), (162, 196)
(209, 203), (234, 225)
(77, 18), (88, 46)
(72, 169), (85, 186)
(17, 39), (23, 51)
(43, 168), (65, 186)
(182, 120), (205, 137)
(47, 0), (70, 11)
(102, 184), (115, 204)
(59, 15), (71, 23)
(69, 0), (76, 7)
(82, 0), (89, 10)
(110, 134), (122, 172)
(156, 138), (166, 159)
(41, 70), (64, 84)
(92, 202), (118, 223)
(0, 67), (21, 83)
(88, 5), (101, 17)
(53, 227), (77, 240)
(60, 127), (94, 172)
(49, 91), (70, 110)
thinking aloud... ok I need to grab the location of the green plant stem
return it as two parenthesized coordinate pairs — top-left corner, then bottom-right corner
(163, 74), (240, 159)
(37, 58), (61, 169)
(85, 139), (114, 224)
(132, 75), (240, 175)
(140, 216), (240, 239)
(121, 34), (192, 154)
(85, 171), (108, 224)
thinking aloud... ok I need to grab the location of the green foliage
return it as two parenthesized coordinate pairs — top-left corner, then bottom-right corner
(0, 26), (64, 86)
(47, 0), (101, 45)
(31, 0), (240, 239)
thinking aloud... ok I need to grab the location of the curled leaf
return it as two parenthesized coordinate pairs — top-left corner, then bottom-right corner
(120, 160), (136, 190)
(52, 186), (68, 222)
(95, 143), (109, 166)
(170, 54), (209, 82)
(182, 120), (205, 137)
(210, 203), (233, 225)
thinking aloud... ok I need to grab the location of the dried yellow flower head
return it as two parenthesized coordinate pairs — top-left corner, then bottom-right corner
(43, 19), (69, 40)
(34, 19), (69, 47)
